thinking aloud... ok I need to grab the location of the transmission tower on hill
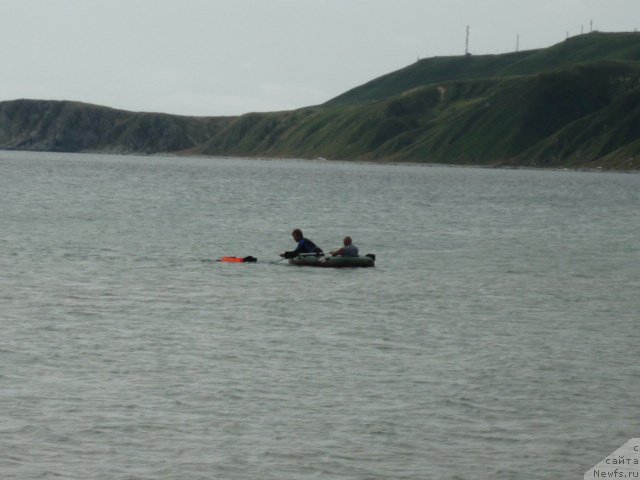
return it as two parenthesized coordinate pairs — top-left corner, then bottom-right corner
(465, 26), (470, 55)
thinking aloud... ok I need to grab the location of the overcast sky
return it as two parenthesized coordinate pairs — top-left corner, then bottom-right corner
(1, 0), (638, 116)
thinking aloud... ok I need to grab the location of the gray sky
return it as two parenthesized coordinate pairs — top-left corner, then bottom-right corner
(1, 0), (638, 116)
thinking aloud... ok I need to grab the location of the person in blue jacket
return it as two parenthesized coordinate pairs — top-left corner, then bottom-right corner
(281, 228), (323, 258)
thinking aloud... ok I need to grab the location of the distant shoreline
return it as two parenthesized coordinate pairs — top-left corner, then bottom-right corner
(3, 148), (638, 174)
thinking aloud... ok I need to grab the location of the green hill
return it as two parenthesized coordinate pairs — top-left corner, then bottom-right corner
(1, 32), (639, 169)
(195, 57), (640, 169)
(327, 32), (640, 106)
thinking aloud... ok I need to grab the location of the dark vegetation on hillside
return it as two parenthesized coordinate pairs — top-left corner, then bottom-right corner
(1, 32), (639, 169)
(0, 100), (230, 153)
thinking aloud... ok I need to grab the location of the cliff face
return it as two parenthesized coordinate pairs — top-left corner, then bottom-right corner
(0, 99), (231, 154)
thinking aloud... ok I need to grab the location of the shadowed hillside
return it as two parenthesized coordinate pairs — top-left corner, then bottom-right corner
(1, 32), (639, 169)
(0, 99), (231, 154)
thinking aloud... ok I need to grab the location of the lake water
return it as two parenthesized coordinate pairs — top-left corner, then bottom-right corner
(1, 150), (639, 479)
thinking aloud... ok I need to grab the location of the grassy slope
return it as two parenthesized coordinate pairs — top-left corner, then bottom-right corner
(197, 53), (640, 169)
(327, 32), (640, 106)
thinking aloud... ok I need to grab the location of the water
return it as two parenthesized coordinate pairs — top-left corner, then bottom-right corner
(1, 150), (639, 479)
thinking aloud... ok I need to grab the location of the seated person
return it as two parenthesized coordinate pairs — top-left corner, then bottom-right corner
(331, 236), (359, 257)
(281, 228), (323, 258)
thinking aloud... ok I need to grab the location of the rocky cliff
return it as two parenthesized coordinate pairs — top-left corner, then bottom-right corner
(0, 99), (230, 154)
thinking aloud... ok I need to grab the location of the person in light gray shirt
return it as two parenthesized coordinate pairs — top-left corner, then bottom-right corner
(331, 236), (359, 257)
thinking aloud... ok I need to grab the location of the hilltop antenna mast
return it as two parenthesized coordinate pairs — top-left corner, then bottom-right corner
(465, 26), (470, 55)
(516, 34), (520, 52)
